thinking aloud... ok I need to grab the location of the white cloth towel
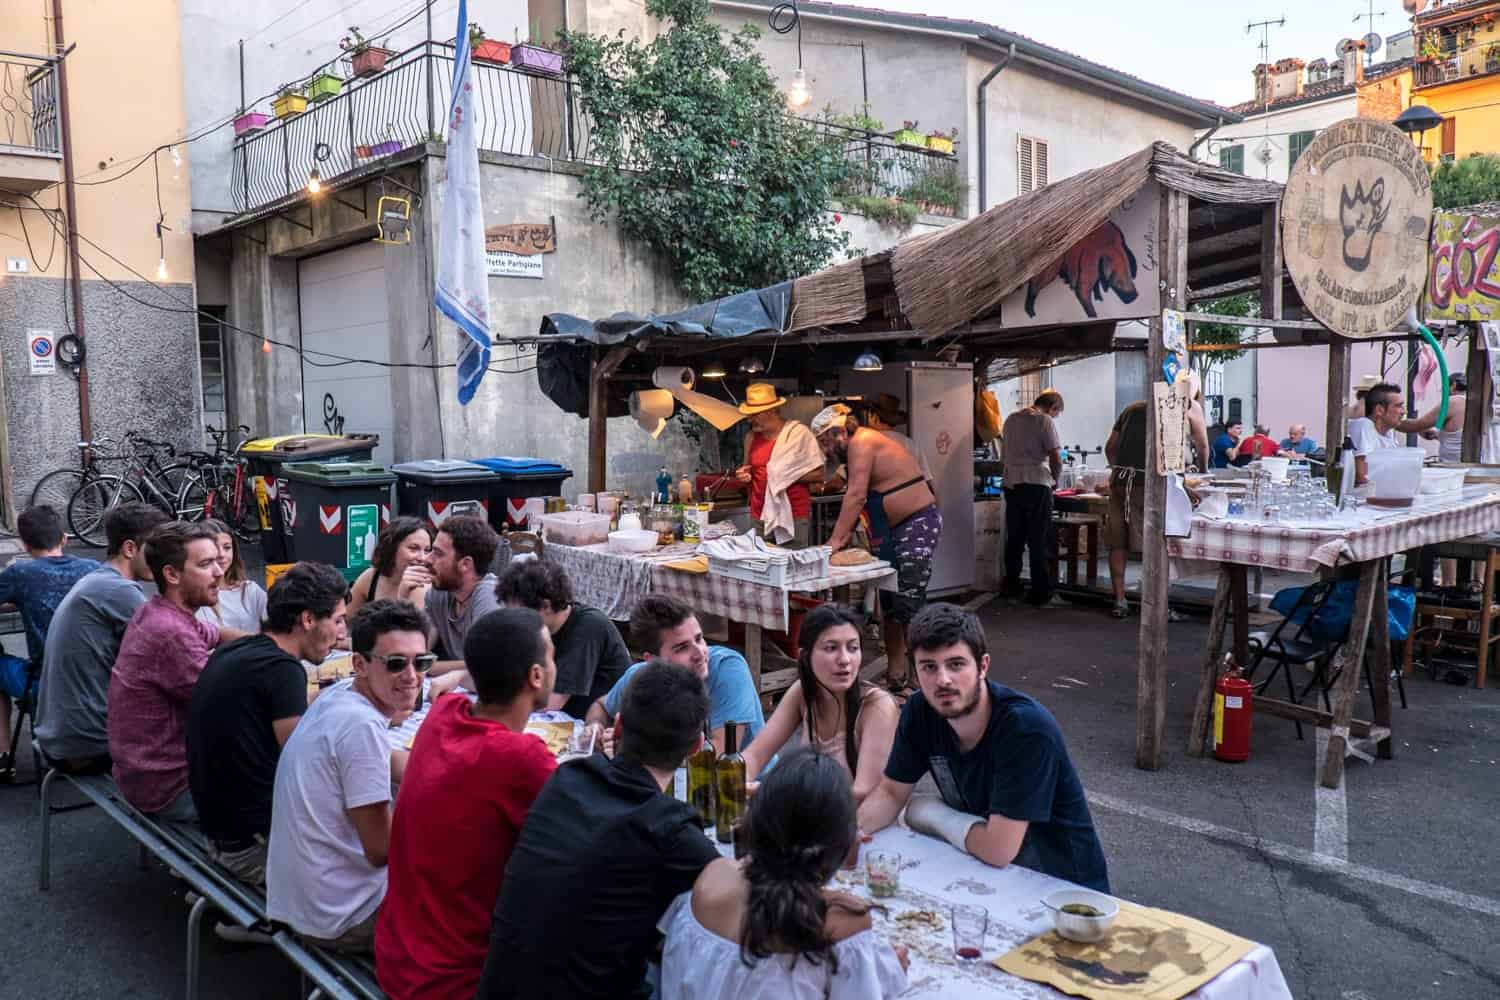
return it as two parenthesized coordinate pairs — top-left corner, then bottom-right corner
(761, 420), (825, 544)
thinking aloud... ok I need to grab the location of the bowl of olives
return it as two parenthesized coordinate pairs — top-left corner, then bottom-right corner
(1042, 889), (1119, 942)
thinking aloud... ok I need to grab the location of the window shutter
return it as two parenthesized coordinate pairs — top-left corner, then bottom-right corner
(1441, 117), (1457, 159)
(1018, 136), (1034, 194)
(1035, 140), (1049, 188)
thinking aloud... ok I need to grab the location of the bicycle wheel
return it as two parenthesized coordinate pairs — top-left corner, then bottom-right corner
(30, 468), (87, 515)
(176, 473), (210, 521)
(69, 476), (143, 548)
(224, 479), (261, 541)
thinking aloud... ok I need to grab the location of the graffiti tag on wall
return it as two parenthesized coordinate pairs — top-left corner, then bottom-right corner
(1427, 212), (1500, 322)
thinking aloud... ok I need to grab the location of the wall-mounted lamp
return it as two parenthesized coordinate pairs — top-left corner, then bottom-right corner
(853, 350), (883, 372)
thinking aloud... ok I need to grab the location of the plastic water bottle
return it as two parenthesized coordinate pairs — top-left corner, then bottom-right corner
(656, 466), (672, 504)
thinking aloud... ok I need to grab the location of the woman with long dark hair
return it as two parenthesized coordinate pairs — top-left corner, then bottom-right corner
(347, 516), (431, 617)
(741, 604), (897, 803)
(658, 750), (908, 998)
(196, 518), (267, 632)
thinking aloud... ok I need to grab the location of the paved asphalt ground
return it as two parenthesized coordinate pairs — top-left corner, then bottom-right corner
(3, 552), (1498, 998)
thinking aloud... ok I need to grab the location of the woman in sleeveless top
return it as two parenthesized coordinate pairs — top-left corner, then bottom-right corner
(347, 516), (432, 618)
(742, 605), (898, 804)
(196, 519), (267, 633)
(658, 749), (908, 999)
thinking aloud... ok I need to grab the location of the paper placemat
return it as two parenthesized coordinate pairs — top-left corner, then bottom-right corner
(994, 901), (1254, 1000)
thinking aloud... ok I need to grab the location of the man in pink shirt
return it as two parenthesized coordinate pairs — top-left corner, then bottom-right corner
(109, 521), (246, 821)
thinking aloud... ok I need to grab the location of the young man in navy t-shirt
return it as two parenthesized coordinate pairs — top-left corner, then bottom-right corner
(857, 602), (1109, 893)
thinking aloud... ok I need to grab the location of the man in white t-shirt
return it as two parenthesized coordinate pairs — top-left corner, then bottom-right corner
(267, 599), (432, 952)
(1349, 382), (1404, 485)
(1001, 390), (1065, 606)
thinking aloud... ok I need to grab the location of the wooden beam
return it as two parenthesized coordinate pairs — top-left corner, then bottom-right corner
(1463, 323), (1488, 463)
(1326, 336), (1352, 461)
(1185, 312), (1324, 330)
(1136, 185), (1188, 772)
(1186, 222), (1266, 261)
(1260, 203), (1283, 323)
(1188, 276), (1261, 303)
(1319, 559), (1381, 788)
(586, 345), (633, 494)
(1188, 569), (1231, 757)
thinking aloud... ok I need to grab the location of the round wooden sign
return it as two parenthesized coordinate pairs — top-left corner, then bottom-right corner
(1281, 117), (1433, 338)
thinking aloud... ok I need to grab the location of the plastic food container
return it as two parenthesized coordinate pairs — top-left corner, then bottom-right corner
(1366, 448), (1425, 507)
(609, 528), (659, 553)
(1420, 466), (1467, 495)
(1043, 889), (1120, 943)
(707, 546), (831, 587)
(1259, 456), (1290, 483)
(537, 511), (611, 547)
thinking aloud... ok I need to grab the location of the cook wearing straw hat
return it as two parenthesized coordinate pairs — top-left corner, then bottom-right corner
(735, 383), (824, 548)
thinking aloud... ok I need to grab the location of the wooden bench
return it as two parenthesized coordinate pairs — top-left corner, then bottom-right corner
(36, 756), (385, 1000)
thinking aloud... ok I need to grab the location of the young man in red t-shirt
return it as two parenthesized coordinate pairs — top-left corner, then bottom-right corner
(1238, 425), (1281, 462)
(375, 607), (559, 1000)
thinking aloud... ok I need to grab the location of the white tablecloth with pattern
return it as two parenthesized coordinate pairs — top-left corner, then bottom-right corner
(710, 824), (1292, 1000)
(546, 541), (896, 630)
(1167, 487), (1500, 572)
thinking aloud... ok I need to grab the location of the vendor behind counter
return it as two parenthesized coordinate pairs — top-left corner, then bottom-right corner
(733, 383), (824, 548)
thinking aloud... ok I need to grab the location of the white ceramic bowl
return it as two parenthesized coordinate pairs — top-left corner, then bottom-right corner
(608, 528), (659, 553)
(1043, 889), (1119, 943)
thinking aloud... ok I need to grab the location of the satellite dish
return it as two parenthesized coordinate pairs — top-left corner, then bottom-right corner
(1255, 140), (1275, 165)
(1363, 32), (1383, 56)
(1402, 0), (1429, 14)
(1336, 38), (1357, 58)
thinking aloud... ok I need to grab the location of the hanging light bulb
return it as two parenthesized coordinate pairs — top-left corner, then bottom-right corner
(739, 356), (765, 374)
(170, 145), (182, 168)
(852, 350), (883, 372)
(307, 167), (322, 194)
(156, 255), (168, 280)
(701, 361), (727, 379)
(786, 67), (812, 111)
(262, 338), (272, 354)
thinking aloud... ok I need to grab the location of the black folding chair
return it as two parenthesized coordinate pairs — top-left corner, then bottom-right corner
(1244, 580), (1344, 740)
(6, 655), (42, 785)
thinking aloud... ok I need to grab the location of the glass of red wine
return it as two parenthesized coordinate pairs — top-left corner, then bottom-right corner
(950, 904), (988, 962)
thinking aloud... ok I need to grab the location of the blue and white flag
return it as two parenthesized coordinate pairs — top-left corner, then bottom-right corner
(434, 0), (491, 405)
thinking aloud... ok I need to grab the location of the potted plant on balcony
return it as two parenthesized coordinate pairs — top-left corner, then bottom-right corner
(233, 110), (270, 137)
(512, 21), (564, 77)
(341, 26), (394, 78)
(469, 23), (512, 65)
(271, 84), (308, 120)
(892, 121), (927, 149)
(307, 68), (343, 102)
(926, 126), (958, 156)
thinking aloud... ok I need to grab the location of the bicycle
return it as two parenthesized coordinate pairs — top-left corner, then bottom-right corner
(197, 424), (259, 540)
(28, 438), (125, 538)
(67, 433), (209, 546)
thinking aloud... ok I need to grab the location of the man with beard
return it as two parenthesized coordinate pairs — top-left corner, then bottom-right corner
(855, 603), (1108, 892)
(398, 515), (499, 675)
(811, 404), (942, 694)
(108, 522), (248, 822)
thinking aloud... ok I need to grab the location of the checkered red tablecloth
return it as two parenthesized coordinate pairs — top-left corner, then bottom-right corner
(1167, 489), (1500, 572)
(546, 541), (894, 630)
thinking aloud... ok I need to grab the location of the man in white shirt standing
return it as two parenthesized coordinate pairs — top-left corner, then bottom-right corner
(1001, 390), (1065, 607)
(267, 599), (432, 953)
(1349, 382), (1405, 485)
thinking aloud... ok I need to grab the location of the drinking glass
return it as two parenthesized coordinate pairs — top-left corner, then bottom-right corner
(564, 723), (597, 759)
(950, 903), (989, 962)
(865, 851), (902, 899)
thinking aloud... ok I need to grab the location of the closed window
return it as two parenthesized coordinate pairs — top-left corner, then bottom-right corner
(1018, 135), (1049, 194)
(197, 306), (227, 436)
(1441, 117), (1457, 161)
(1288, 131), (1315, 170)
(1219, 144), (1245, 174)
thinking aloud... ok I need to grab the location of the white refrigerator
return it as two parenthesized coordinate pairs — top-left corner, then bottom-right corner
(842, 362), (975, 597)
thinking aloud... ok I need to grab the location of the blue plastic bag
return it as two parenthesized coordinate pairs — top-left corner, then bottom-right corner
(1268, 580), (1413, 642)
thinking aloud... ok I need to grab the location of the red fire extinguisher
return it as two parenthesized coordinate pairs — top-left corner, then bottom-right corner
(1213, 653), (1253, 763)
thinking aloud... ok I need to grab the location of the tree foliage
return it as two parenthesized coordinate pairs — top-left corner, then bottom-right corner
(1189, 293), (1256, 371)
(562, 0), (852, 302)
(1431, 154), (1500, 211)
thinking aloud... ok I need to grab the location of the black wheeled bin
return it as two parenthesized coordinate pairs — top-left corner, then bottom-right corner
(392, 460), (500, 530)
(279, 461), (396, 575)
(468, 457), (573, 531)
(242, 433), (380, 564)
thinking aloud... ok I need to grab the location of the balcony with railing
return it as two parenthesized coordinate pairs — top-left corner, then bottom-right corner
(1413, 4), (1500, 88)
(0, 50), (62, 192)
(230, 41), (589, 214)
(810, 119), (966, 220)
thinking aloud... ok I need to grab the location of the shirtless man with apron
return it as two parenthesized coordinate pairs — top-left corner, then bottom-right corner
(812, 404), (942, 694)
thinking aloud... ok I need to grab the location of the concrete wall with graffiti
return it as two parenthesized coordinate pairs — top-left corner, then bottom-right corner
(1427, 211), (1500, 322)
(998, 182), (1162, 328)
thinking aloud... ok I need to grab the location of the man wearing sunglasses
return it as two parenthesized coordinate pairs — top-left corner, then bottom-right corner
(267, 599), (431, 954)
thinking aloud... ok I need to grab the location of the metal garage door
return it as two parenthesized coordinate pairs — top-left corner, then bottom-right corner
(298, 242), (394, 465)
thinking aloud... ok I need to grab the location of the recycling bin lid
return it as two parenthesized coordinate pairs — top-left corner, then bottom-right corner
(281, 461), (397, 486)
(469, 456), (573, 477)
(244, 434), (381, 460)
(391, 459), (498, 484)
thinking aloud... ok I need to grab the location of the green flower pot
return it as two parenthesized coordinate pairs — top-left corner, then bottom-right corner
(307, 73), (343, 103)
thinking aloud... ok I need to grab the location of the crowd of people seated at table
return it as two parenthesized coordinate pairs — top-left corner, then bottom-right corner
(14, 504), (1107, 998)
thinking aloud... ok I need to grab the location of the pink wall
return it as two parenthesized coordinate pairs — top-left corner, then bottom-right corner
(1255, 338), (1469, 453)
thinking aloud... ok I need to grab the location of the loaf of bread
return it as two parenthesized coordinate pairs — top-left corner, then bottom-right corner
(831, 548), (875, 566)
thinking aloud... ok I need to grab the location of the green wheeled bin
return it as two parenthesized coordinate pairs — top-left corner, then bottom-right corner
(242, 433), (380, 564)
(279, 462), (395, 575)
(392, 460), (500, 531)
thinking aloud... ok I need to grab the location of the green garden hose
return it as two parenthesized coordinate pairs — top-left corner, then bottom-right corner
(1417, 323), (1449, 429)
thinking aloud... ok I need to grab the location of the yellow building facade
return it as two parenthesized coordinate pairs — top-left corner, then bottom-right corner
(1411, 0), (1500, 160)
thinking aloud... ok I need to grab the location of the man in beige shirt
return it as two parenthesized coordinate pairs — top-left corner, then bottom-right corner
(1001, 390), (1064, 606)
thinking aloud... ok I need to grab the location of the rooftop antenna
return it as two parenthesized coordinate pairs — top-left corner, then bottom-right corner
(1353, 3), (1386, 66)
(1247, 16), (1285, 177)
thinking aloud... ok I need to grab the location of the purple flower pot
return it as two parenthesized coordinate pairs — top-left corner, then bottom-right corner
(370, 140), (403, 156)
(233, 112), (270, 137)
(513, 44), (563, 77)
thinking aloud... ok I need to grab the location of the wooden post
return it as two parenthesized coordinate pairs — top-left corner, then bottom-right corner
(1135, 186), (1188, 772)
(1463, 322), (1488, 463)
(1368, 558), (1394, 761)
(1326, 336), (1351, 458)
(1259, 202), (1283, 322)
(1319, 559), (1381, 788)
(586, 346), (633, 494)
(1188, 567), (1231, 756)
